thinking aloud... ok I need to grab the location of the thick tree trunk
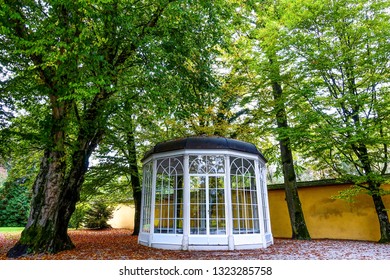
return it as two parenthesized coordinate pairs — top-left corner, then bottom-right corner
(271, 75), (311, 240)
(7, 150), (76, 257)
(7, 99), (104, 258)
(7, 141), (100, 258)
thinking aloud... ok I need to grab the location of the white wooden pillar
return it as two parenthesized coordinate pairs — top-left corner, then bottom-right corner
(224, 155), (235, 250)
(148, 158), (157, 247)
(182, 154), (190, 250)
(255, 159), (267, 247)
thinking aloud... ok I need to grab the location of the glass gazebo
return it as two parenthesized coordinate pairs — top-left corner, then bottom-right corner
(138, 136), (273, 250)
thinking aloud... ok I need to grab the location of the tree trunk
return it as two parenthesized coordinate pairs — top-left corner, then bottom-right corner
(278, 135), (311, 240)
(127, 118), (141, 236)
(371, 190), (390, 243)
(358, 145), (390, 243)
(271, 72), (311, 240)
(7, 136), (101, 258)
(352, 140), (390, 243)
(7, 94), (105, 258)
(6, 150), (76, 257)
(131, 176), (142, 236)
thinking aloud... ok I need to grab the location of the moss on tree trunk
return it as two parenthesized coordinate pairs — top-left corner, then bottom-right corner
(7, 130), (101, 258)
(7, 150), (77, 257)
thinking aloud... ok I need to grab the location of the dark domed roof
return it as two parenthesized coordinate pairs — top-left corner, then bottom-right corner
(143, 136), (267, 162)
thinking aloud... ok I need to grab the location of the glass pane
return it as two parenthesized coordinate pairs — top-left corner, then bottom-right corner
(207, 155), (225, 173)
(189, 156), (207, 174)
(190, 176), (207, 235)
(141, 162), (153, 233)
(154, 157), (184, 234)
(209, 176), (225, 235)
(189, 155), (225, 174)
(230, 157), (259, 235)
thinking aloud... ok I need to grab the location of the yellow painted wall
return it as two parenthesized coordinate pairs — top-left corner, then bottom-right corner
(108, 204), (135, 229)
(110, 184), (390, 242)
(268, 183), (390, 241)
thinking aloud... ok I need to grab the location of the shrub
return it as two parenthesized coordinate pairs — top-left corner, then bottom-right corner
(82, 201), (113, 229)
(0, 181), (31, 227)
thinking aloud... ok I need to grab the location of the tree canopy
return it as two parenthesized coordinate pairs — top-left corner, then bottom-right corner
(1, 0), (390, 257)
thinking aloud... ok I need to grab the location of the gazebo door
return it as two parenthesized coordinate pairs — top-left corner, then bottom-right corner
(189, 175), (227, 245)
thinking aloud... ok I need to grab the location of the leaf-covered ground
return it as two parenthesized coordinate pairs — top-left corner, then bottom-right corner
(1, 229), (390, 260)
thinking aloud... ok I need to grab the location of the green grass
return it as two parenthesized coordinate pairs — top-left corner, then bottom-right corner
(0, 227), (24, 233)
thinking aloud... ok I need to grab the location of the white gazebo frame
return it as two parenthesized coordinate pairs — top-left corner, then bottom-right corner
(138, 137), (273, 250)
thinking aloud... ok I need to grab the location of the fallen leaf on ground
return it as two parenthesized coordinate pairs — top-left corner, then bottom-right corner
(1, 229), (389, 260)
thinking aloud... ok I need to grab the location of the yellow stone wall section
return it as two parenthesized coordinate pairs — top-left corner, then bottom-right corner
(268, 183), (390, 241)
(109, 183), (390, 242)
